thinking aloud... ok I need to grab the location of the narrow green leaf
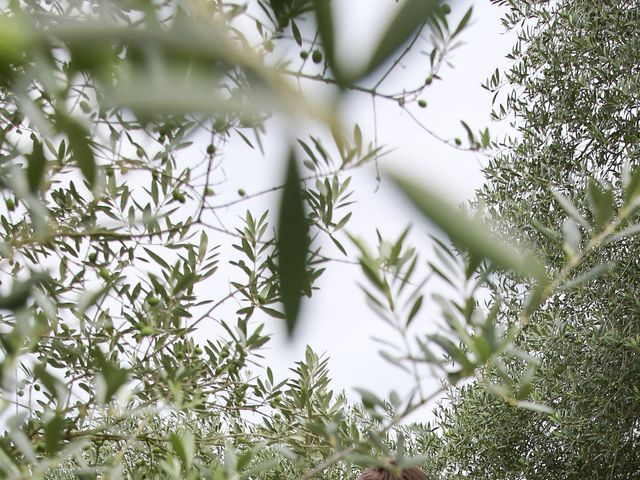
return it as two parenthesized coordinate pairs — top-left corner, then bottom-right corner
(514, 400), (554, 414)
(429, 333), (474, 371)
(587, 179), (615, 231)
(27, 139), (47, 193)
(452, 6), (473, 37)
(406, 295), (423, 326)
(623, 166), (640, 206)
(379, 350), (410, 373)
(44, 414), (64, 456)
(560, 262), (614, 291)
(170, 431), (195, 467)
(57, 114), (97, 187)
(144, 247), (171, 270)
(313, 0), (339, 80)
(361, 0), (439, 81)
(531, 219), (562, 245)
(460, 120), (475, 144)
(33, 364), (66, 405)
(561, 218), (581, 256)
(353, 387), (384, 409)
(93, 348), (129, 404)
(291, 20), (302, 46)
(552, 189), (589, 228)
(277, 150), (309, 337)
(607, 223), (640, 243)
(390, 173), (546, 280)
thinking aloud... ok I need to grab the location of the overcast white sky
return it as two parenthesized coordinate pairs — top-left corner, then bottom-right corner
(205, 0), (514, 418)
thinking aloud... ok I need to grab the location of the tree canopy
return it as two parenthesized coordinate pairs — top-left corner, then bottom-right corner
(1, 0), (639, 479)
(0, 1), (479, 478)
(428, 1), (640, 478)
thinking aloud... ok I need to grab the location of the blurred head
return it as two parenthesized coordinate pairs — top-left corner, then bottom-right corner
(357, 466), (429, 480)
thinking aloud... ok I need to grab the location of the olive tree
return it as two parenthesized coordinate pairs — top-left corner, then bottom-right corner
(422, 1), (640, 478)
(0, 1), (481, 478)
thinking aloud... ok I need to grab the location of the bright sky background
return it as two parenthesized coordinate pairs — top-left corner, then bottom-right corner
(0, 0), (516, 431)
(204, 0), (515, 420)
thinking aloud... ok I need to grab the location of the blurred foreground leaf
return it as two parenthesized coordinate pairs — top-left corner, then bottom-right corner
(362, 0), (440, 81)
(391, 173), (546, 279)
(277, 150), (309, 337)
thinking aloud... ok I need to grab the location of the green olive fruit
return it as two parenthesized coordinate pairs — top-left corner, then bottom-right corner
(418, 99), (427, 108)
(99, 267), (110, 280)
(238, 188), (246, 197)
(172, 190), (186, 203)
(88, 252), (98, 263)
(454, 137), (462, 146)
(140, 326), (154, 336)
(5, 198), (15, 211)
(441, 4), (452, 14)
(147, 296), (160, 306)
(206, 144), (216, 155)
(300, 50), (309, 60)
(312, 49), (323, 64)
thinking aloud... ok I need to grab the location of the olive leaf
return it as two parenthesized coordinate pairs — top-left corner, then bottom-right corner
(313, 0), (339, 81)
(276, 150), (309, 337)
(390, 172), (546, 280)
(56, 113), (97, 188)
(26, 139), (46, 193)
(359, 0), (441, 81)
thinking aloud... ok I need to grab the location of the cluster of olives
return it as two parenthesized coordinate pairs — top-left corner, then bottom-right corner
(213, 344), (247, 377)
(173, 339), (203, 360)
(299, 48), (323, 64)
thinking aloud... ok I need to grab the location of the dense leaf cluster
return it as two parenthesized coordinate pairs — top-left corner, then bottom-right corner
(430, 1), (640, 478)
(0, 0), (468, 478)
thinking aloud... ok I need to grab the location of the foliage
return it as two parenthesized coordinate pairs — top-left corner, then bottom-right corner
(0, 0), (483, 478)
(426, 1), (640, 478)
(7, 0), (635, 478)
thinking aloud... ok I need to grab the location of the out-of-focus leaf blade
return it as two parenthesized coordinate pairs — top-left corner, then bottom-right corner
(390, 173), (546, 279)
(587, 178), (615, 231)
(559, 262), (614, 291)
(361, 0), (440, 81)
(44, 414), (64, 456)
(313, 0), (339, 81)
(552, 189), (589, 228)
(57, 114), (97, 187)
(562, 218), (581, 256)
(607, 223), (640, 243)
(170, 431), (195, 468)
(452, 6), (472, 37)
(277, 150), (309, 337)
(27, 139), (46, 193)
